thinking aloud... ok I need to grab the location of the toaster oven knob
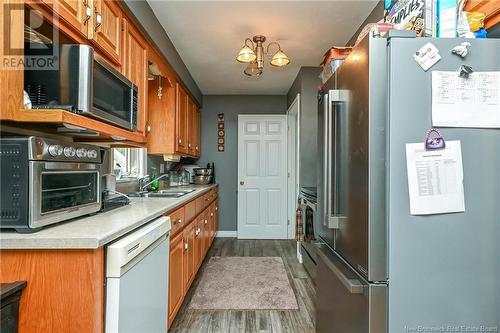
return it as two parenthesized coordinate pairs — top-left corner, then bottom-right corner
(48, 145), (63, 157)
(63, 146), (76, 157)
(76, 148), (87, 158)
(87, 149), (98, 159)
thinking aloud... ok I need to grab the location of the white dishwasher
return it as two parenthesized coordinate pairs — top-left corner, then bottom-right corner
(105, 216), (171, 333)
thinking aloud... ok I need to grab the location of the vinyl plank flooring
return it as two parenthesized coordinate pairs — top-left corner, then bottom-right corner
(170, 238), (315, 333)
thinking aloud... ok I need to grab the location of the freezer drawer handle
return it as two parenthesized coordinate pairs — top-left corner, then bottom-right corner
(332, 265), (363, 294)
(320, 250), (364, 294)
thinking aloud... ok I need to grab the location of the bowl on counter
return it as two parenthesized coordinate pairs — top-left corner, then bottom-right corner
(193, 168), (213, 176)
(193, 175), (212, 185)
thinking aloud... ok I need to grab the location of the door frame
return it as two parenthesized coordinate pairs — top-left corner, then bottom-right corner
(287, 94), (300, 239)
(237, 114), (288, 239)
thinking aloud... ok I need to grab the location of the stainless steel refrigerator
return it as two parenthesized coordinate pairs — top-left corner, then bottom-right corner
(316, 32), (500, 333)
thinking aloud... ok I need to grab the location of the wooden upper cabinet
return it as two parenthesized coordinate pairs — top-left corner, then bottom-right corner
(187, 100), (194, 155)
(40, 0), (92, 37)
(123, 19), (148, 134)
(194, 106), (201, 157)
(175, 83), (189, 154)
(189, 101), (201, 157)
(90, 0), (122, 66)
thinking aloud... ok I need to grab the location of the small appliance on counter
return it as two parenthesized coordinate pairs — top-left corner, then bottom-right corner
(0, 136), (103, 233)
(101, 174), (130, 213)
(183, 164), (200, 184)
(192, 166), (213, 185)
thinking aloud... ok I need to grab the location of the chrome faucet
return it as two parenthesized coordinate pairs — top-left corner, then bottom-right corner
(140, 174), (169, 191)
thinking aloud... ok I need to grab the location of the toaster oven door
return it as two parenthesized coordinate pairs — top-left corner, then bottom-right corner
(29, 161), (102, 229)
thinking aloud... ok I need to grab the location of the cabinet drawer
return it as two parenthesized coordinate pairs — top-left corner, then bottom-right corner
(195, 196), (205, 215)
(169, 207), (185, 235)
(185, 200), (196, 223)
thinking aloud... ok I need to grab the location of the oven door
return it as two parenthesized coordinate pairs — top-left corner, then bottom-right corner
(91, 57), (138, 131)
(29, 161), (101, 229)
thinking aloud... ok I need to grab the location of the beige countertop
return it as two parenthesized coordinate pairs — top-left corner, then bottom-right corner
(0, 185), (217, 250)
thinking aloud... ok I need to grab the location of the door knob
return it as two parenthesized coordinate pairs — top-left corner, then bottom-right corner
(240, 181), (244, 186)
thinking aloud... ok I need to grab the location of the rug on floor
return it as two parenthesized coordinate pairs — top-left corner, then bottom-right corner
(188, 256), (299, 310)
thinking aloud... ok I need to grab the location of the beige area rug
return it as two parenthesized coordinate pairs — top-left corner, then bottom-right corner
(189, 256), (299, 310)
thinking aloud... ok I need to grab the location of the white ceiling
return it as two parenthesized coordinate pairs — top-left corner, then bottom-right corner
(147, 0), (378, 95)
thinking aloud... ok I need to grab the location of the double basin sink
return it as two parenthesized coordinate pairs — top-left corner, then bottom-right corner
(127, 188), (196, 198)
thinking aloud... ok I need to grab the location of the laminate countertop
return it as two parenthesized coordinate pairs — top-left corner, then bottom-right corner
(0, 185), (218, 250)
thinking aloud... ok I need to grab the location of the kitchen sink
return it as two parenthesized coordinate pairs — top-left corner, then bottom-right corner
(127, 189), (196, 198)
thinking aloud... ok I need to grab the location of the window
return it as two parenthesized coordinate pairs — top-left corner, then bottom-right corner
(112, 148), (146, 180)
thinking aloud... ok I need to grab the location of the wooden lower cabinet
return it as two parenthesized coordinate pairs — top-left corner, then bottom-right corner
(167, 188), (218, 326)
(0, 248), (105, 333)
(194, 216), (205, 270)
(184, 222), (196, 290)
(168, 232), (185, 325)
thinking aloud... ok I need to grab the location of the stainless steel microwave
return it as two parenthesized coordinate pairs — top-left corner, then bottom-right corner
(24, 44), (138, 131)
(0, 137), (102, 233)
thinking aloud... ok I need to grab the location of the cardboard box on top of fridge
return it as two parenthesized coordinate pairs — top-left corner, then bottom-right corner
(384, 0), (459, 38)
(320, 47), (352, 67)
(384, 0), (434, 37)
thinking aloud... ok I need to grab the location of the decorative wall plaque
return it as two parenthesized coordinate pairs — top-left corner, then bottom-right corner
(217, 113), (225, 152)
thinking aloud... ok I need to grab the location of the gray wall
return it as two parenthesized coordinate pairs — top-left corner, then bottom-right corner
(286, 67), (322, 188)
(198, 95), (287, 232)
(122, 0), (202, 104)
(346, 1), (385, 46)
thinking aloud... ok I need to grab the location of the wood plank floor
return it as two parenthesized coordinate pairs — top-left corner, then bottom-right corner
(169, 238), (316, 333)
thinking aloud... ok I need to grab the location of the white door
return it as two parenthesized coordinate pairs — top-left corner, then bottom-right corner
(238, 115), (288, 239)
(287, 94), (300, 239)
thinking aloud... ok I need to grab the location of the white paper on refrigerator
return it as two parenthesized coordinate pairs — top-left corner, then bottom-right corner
(405, 140), (465, 215)
(432, 71), (500, 128)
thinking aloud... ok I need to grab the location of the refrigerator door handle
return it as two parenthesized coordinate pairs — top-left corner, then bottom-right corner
(327, 89), (348, 229)
(318, 247), (364, 294)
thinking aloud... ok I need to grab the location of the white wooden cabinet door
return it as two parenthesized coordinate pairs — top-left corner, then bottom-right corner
(237, 115), (288, 239)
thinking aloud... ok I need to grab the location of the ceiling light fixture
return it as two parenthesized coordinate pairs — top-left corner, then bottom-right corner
(236, 35), (290, 76)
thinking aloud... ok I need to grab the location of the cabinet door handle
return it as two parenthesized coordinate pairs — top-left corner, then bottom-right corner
(210, 213), (214, 217)
(184, 242), (188, 250)
(188, 143), (192, 148)
(83, 5), (92, 25)
(204, 219), (208, 224)
(94, 11), (102, 32)
(178, 139), (182, 144)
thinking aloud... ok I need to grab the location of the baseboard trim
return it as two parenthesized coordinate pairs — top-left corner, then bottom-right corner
(216, 231), (237, 238)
